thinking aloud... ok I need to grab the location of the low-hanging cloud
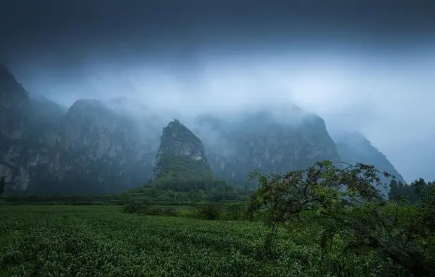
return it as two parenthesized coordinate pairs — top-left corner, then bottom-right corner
(2, 0), (434, 183)
(13, 46), (435, 183)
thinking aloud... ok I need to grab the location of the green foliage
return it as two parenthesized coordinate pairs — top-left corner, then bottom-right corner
(130, 183), (249, 205)
(389, 179), (419, 203)
(1, 184), (250, 206)
(144, 151), (249, 203)
(248, 161), (385, 227)
(154, 153), (214, 181)
(389, 178), (435, 208)
(120, 201), (248, 221)
(248, 161), (435, 276)
(123, 202), (141, 214)
(0, 206), (272, 276)
(195, 202), (223, 220)
(4, 205), (432, 276)
(1, 194), (124, 205)
(224, 203), (247, 220)
(136, 205), (179, 217)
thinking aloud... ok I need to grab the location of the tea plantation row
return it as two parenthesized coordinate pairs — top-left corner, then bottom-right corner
(0, 205), (383, 276)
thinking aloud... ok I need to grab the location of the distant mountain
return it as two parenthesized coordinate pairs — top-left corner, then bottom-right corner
(0, 64), (31, 140)
(29, 94), (67, 123)
(153, 119), (214, 182)
(0, 64), (37, 191)
(194, 109), (341, 188)
(0, 65), (405, 195)
(35, 98), (156, 194)
(0, 66), (157, 194)
(334, 132), (406, 196)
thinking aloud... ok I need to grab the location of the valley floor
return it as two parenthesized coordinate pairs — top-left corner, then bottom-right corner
(0, 205), (378, 277)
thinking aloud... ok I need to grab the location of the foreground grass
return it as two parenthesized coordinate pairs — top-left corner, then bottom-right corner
(0, 205), (380, 277)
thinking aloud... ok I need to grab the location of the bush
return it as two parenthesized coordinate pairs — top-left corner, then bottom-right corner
(123, 202), (141, 214)
(135, 206), (179, 217)
(224, 203), (246, 220)
(164, 207), (178, 217)
(196, 203), (222, 220)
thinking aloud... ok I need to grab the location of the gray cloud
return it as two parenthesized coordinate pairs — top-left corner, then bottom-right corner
(1, 0), (434, 182)
(11, 47), (434, 183)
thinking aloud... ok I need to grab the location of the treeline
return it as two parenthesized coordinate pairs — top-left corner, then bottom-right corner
(389, 178), (435, 203)
(0, 177), (251, 205)
(131, 176), (250, 203)
(0, 194), (122, 205)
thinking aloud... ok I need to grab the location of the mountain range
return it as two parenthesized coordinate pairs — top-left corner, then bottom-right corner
(0, 64), (405, 195)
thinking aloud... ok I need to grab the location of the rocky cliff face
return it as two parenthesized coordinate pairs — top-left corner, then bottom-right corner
(0, 64), (38, 191)
(334, 132), (406, 196)
(0, 65), (30, 139)
(194, 108), (341, 187)
(152, 119), (213, 181)
(0, 66), (158, 194)
(1, 66), (405, 195)
(36, 99), (156, 194)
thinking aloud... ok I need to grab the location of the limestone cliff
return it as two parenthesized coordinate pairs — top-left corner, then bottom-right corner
(194, 108), (341, 187)
(36, 99), (156, 194)
(0, 66), (157, 193)
(152, 119), (213, 181)
(0, 64), (39, 191)
(1, 65), (405, 195)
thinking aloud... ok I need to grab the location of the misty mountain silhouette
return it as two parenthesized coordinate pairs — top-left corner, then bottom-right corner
(0, 66), (405, 194)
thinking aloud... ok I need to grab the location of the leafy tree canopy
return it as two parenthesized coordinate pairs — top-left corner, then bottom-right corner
(248, 161), (435, 277)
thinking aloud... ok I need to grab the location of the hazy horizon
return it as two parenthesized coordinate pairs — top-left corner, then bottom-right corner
(1, 0), (434, 183)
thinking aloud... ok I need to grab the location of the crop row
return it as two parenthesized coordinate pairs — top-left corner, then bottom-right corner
(0, 205), (382, 276)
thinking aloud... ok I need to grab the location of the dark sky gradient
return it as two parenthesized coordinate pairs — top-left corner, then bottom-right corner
(2, 0), (435, 63)
(1, 0), (434, 182)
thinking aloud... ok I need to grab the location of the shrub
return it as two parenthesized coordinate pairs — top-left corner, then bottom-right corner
(224, 203), (246, 220)
(196, 202), (222, 220)
(164, 207), (178, 217)
(123, 202), (141, 214)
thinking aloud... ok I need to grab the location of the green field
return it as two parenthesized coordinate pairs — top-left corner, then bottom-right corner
(0, 205), (383, 277)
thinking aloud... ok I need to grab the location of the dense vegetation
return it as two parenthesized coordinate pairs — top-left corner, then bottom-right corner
(1, 161), (434, 276)
(248, 161), (435, 276)
(153, 153), (214, 181)
(0, 205), (421, 277)
(389, 178), (435, 203)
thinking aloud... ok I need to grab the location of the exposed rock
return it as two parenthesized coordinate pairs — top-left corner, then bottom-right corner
(34, 99), (156, 194)
(0, 64), (35, 191)
(1, 65), (406, 195)
(0, 64), (30, 139)
(194, 108), (342, 187)
(152, 119), (213, 181)
(0, 66), (157, 194)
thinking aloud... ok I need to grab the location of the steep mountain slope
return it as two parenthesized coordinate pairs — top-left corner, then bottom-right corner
(0, 64), (41, 191)
(29, 94), (67, 125)
(153, 119), (214, 182)
(0, 66), (158, 194)
(334, 132), (406, 195)
(194, 108), (341, 187)
(2, 65), (404, 195)
(33, 99), (157, 194)
(0, 64), (31, 139)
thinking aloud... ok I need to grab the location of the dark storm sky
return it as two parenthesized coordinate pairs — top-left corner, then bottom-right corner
(2, 0), (435, 64)
(1, 0), (435, 182)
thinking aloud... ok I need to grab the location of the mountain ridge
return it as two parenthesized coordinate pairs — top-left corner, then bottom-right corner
(0, 66), (406, 194)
